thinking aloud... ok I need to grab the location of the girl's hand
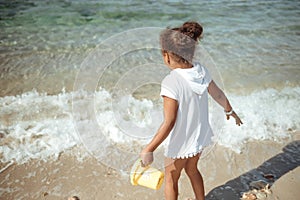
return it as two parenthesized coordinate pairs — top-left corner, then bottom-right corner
(140, 150), (153, 167)
(226, 111), (243, 126)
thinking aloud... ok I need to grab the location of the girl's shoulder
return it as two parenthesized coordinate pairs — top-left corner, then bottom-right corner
(163, 70), (184, 83)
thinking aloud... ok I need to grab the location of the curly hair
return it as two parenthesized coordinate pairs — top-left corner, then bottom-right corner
(160, 21), (203, 64)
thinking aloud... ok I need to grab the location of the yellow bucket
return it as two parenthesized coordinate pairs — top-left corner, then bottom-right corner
(130, 159), (164, 190)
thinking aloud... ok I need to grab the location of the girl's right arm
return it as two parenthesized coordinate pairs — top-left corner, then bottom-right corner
(140, 96), (178, 166)
(208, 80), (243, 126)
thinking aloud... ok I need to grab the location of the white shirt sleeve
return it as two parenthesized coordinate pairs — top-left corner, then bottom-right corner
(202, 65), (212, 84)
(160, 75), (178, 100)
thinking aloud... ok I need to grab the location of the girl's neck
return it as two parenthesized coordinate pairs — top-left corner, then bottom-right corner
(170, 62), (193, 69)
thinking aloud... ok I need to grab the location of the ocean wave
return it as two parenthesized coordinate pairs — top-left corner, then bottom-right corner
(0, 87), (299, 165)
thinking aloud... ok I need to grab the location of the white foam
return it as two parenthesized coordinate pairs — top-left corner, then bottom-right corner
(215, 87), (300, 153)
(0, 87), (299, 164)
(0, 90), (79, 164)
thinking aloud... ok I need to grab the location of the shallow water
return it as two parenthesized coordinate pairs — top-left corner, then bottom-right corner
(1, 0), (299, 94)
(0, 0), (299, 167)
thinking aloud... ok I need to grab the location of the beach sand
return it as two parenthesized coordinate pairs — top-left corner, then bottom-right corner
(0, 133), (299, 200)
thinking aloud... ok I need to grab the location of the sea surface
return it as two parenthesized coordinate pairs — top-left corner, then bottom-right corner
(0, 0), (299, 171)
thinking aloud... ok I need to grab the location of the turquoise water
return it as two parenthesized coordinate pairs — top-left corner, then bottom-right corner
(1, 0), (299, 96)
(0, 0), (299, 167)
(1, 1), (299, 53)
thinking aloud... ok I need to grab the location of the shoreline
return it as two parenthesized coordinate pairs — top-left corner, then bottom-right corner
(1, 134), (299, 200)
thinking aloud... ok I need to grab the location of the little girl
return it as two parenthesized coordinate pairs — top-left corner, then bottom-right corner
(140, 21), (243, 200)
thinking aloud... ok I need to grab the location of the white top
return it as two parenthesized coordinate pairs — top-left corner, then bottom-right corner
(160, 62), (213, 159)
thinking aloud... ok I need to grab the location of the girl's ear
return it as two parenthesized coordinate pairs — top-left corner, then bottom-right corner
(163, 52), (170, 65)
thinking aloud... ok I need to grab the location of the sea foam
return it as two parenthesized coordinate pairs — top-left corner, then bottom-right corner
(0, 87), (299, 164)
(217, 87), (299, 153)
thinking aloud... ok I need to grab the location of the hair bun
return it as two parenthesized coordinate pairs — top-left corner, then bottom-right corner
(180, 21), (203, 41)
(159, 21), (203, 64)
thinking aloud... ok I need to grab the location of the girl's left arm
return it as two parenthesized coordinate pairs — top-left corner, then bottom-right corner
(208, 80), (243, 126)
(140, 96), (178, 166)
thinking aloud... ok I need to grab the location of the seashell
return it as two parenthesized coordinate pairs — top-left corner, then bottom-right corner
(241, 193), (248, 199)
(255, 191), (267, 199)
(241, 192), (257, 200)
(250, 180), (269, 190)
(263, 174), (275, 181)
(261, 184), (272, 194)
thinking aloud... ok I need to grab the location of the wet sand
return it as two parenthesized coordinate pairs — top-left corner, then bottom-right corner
(0, 133), (299, 200)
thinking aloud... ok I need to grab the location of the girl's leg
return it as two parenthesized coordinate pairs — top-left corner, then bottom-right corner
(184, 154), (205, 200)
(164, 157), (186, 200)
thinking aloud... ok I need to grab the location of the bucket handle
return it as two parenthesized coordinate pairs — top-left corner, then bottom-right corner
(133, 159), (149, 184)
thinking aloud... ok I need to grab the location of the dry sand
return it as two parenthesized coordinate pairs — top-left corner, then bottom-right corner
(0, 133), (299, 200)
